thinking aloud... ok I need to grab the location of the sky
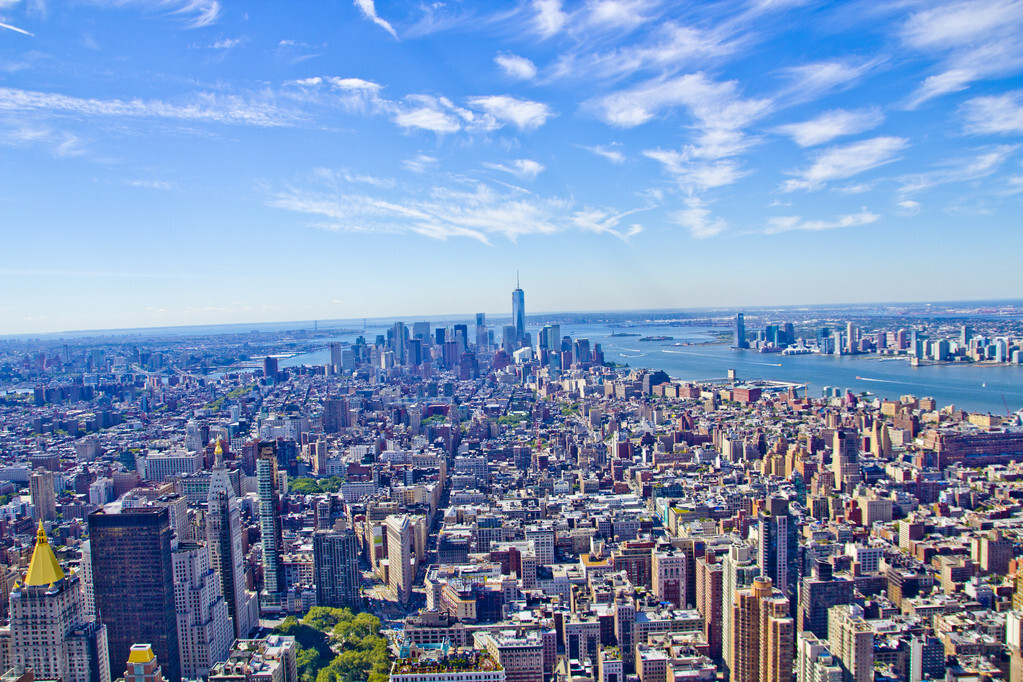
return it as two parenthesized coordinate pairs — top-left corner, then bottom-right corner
(1, 0), (1022, 334)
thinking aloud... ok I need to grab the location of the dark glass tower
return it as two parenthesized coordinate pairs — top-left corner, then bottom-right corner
(512, 278), (526, 345)
(313, 529), (362, 609)
(89, 506), (180, 682)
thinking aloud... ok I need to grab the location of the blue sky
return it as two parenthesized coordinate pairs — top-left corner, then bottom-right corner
(1, 0), (1022, 334)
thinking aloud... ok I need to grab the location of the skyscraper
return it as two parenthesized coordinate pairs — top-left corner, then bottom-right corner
(30, 468), (56, 523)
(797, 560), (853, 639)
(827, 605), (873, 682)
(172, 541), (234, 679)
(385, 514), (414, 606)
(10, 523), (111, 682)
(734, 313), (748, 349)
(757, 497), (799, 601)
(89, 506), (180, 682)
(207, 439), (255, 638)
(256, 442), (285, 606)
(512, 278), (525, 346)
(313, 528), (362, 609)
(722, 544), (759, 677)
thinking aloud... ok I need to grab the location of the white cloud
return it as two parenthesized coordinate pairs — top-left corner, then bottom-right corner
(669, 197), (727, 239)
(403, 154), (438, 173)
(495, 53), (537, 80)
(354, 0), (398, 39)
(765, 210), (880, 234)
(0, 86), (293, 127)
(210, 37), (242, 49)
(583, 0), (654, 31)
(483, 159), (546, 180)
(897, 145), (1017, 193)
(534, 0), (568, 37)
(961, 91), (1023, 135)
(467, 95), (553, 131)
(775, 107), (884, 147)
(902, 0), (1023, 50)
(129, 179), (177, 190)
(896, 200), (921, 216)
(328, 77), (383, 93)
(582, 144), (625, 164)
(394, 106), (462, 133)
(782, 136), (909, 192)
(644, 149), (747, 193)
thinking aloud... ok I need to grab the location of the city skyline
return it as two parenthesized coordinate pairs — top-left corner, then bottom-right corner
(2, 0), (1023, 334)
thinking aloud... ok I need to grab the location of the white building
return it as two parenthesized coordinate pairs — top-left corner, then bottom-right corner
(172, 541), (234, 679)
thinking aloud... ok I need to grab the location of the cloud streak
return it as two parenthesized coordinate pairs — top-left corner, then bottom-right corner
(354, 0), (398, 38)
(766, 210), (880, 234)
(783, 136), (909, 192)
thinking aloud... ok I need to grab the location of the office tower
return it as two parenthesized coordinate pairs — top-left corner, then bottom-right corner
(798, 560), (854, 639)
(80, 539), (96, 618)
(453, 323), (468, 351)
(313, 529), (362, 609)
(827, 605), (873, 682)
(256, 443), (285, 603)
(30, 468), (57, 523)
(502, 326), (517, 352)
(263, 356), (278, 380)
(870, 420), (892, 459)
(832, 430), (861, 493)
(329, 342), (345, 371)
(10, 523), (111, 682)
(435, 327), (446, 345)
(757, 497), (798, 600)
(960, 325), (972, 346)
(845, 322), (858, 353)
(475, 313), (488, 350)
(391, 322), (408, 364)
(385, 515), (414, 606)
(734, 313), (748, 348)
(722, 544), (759, 677)
(573, 339), (590, 365)
(206, 442), (256, 639)
(89, 506), (180, 682)
(408, 338), (423, 365)
(731, 577), (794, 682)
(512, 279), (526, 345)
(652, 546), (686, 607)
(172, 542), (233, 679)
(124, 644), (165, 682)
(796, 632), (843, 682)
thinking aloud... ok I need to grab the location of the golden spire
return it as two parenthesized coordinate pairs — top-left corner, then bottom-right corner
(214, 438), (223, 456)
(24, 521), (65, 586)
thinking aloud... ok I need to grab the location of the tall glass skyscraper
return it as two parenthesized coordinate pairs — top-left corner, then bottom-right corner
(512, 279), (525, 345)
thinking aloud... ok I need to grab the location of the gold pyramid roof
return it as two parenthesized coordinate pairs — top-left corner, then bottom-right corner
(24, 521), (65, 586)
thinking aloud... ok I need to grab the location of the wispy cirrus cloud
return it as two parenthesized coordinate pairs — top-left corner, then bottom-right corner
(775, 58), (883, 103)
(402, 154), (438, 174)
(0, 86), (295, 128)
(581, 143), (626, 164)
(960, 91), (1023, 135)
(354, 0), (398, 39)
(902, 0), (1023, 108)
(483, 159), (546, 180)
(765, 209), (880, 234)
(269, 176), (640, 244)
(669, 197), (727, 239)
(775, 107), (884, 147)
(897, 145), (1017, 194)
(533, 0), (568, 37)
(495, 53), (537, 80)
(782, 136), (909, 192)
(85, 0), (222, 28)
(467, 95), (554, 131)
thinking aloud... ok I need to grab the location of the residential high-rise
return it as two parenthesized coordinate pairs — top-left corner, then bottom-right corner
(734, 313), (748, 349)
(172, 542), (234, 679)
(207, 441), (257, 639)
(695, 553), (724, 661)
(731, 577), (794, 682)
(512, 279), (526, 346)
(832, 430), (861, 494)
(827, 604), (873, 682)
(757, 496), (799, 601)
(313, 529), (362, 609)
(10, 523), (111, 682)
(722, 544), (759, 677)
(796, 632), (843, 682)
(385, 515), (414, 606)
(30, 468), (57, 523)
(89, 506), (180, 682)
(257, 442), (285, 606)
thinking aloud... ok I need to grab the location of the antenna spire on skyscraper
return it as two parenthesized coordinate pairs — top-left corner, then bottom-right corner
(516, 270), (520, 289)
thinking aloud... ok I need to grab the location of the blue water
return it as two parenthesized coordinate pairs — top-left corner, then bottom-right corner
(281, 322), (1023, 415)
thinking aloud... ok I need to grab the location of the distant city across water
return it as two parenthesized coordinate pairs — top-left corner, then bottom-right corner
(281, 322), (1023, 416)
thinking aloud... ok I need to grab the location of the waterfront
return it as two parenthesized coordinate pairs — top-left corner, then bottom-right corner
(281, 322), (1023, 416)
